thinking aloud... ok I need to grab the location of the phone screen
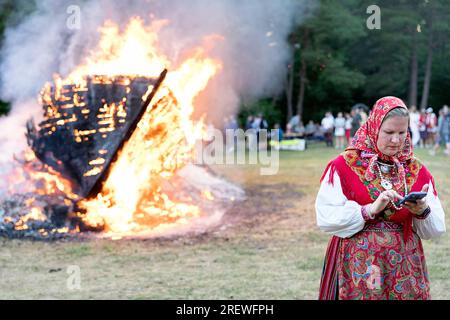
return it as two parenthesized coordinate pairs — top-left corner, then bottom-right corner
(398, 192), (427, 205)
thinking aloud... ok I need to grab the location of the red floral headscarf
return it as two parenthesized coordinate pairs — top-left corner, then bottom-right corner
(347, 96), (412, 190)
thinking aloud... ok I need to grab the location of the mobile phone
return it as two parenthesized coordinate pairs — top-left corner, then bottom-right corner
(398, 192), (427, 205)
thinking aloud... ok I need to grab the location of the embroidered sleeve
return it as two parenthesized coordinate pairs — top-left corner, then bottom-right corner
(315, 166), (365, 238)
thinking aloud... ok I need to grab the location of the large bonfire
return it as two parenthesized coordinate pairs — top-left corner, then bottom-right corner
(0, 17), (244, 240)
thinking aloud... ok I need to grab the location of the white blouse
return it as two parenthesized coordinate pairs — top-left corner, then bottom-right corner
(315, 167), (446, 240)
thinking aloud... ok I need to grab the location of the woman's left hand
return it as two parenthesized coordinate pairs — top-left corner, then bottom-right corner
(402, 184), (429, 215)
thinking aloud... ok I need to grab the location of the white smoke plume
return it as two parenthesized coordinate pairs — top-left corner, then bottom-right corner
(0, 0), (316, 164)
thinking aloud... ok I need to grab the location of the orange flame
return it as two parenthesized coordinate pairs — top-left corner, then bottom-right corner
(68, 18), (171, 84)
(62, 17), (223, 236)
(5, 16), (222, 237)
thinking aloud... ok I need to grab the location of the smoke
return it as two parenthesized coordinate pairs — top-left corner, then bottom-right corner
(0, 0), (317, 163)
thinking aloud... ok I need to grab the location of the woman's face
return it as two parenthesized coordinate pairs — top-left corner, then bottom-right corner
(377, 116), (409, 156)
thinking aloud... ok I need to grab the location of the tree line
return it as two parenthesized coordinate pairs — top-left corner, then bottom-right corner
(2, 1), (450, 129)
(277, 0), (450, 127)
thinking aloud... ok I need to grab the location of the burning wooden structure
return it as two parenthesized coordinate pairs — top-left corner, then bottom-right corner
(0, 17), (227, 240)
(26, 70), (167, 199)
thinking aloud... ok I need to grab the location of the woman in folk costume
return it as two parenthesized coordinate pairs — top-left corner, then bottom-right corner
(315, 96), (446, 300)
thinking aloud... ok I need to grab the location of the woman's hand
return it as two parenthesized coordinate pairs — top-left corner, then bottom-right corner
(370, 190), (404, 216)
(403, 184), (429, 215)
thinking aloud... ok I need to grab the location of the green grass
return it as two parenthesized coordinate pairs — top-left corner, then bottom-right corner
(0, 145), (448, 299)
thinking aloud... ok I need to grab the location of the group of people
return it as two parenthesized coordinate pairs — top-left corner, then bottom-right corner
(285, 116), (330, 141)
(409, 105), (450, 156)
(285, 105), (369, 149)
(316, 96), (446, 300)
(243, 114), (269, 132)
(225, 103), (450, 158)
(320, 107), (368, 149)
(286, 103), (450, 157)
(220, 114), (270, 150)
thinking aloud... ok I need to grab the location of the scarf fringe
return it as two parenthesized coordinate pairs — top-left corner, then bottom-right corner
(320, 161), (336, 186)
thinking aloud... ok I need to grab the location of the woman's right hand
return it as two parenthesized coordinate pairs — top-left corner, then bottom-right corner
(370, 190), (403, 216)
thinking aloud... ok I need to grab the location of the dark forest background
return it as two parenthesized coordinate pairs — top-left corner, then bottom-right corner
(1, 0), (450, 127)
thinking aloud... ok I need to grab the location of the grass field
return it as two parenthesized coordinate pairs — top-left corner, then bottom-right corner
(0, 144), (449, 299)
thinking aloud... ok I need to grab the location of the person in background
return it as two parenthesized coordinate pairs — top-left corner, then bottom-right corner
(224, 115), (239, 152)
(285, 123), (293, 135)
(334, 112), (346, 149)
(321, 112), (335, 147)
(224, 115), (238, 131)
(443, 105), (450, 156)
(429, 108), (445, 156)
(431, 105), (450, 156)
(344, 112), (352, 145)
(245, 115), (254, 131)
(425, 108), (437, 148)
(316, 96), (446, 300)
(252, 113), (268, 149)
(244, 115), (256, 150)
(288, 114), (302, 133)
(295, 121), (306, 137)
(359, 106), (368, 125)
(409, 105), (421, 147)
(350, 107), (362, 139)
(314, 122), (325, 142)
(271, 123), (284, 142)
(305, 120), (316, 139)
(419, 108), (428, 148)
(252, 113), (268, 132)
